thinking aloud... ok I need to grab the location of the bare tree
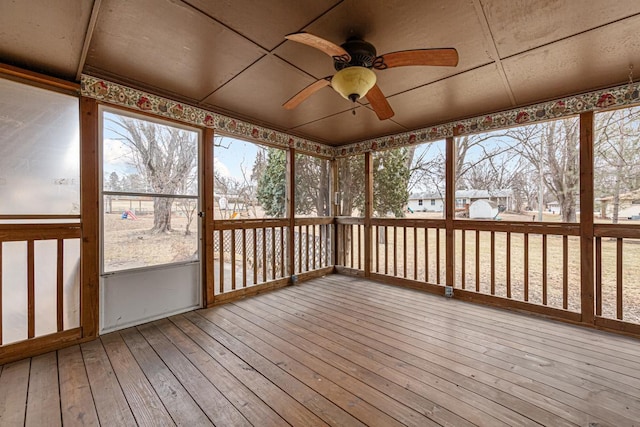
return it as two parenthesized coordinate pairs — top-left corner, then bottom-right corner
(108, 117), (197, 233)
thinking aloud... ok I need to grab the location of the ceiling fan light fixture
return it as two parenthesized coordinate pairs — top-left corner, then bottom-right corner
(331, 66), (376, 102)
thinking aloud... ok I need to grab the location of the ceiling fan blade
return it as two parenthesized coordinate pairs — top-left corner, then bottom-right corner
(375, 48), (458, 69)
(365, 84), (394, 120)
(283, 79), (331, 110)
(285, 32), (351, 60)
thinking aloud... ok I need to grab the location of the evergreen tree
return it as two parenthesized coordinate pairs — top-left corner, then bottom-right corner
(256, 148), (287, 217)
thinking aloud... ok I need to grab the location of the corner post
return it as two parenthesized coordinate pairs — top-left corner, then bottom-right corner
(579, 111), (595, 324)
(287, 148), (296, 279)
(202, 127), (215, 307)
(445, 135), (456, 288)
(364, 151), (374, 277)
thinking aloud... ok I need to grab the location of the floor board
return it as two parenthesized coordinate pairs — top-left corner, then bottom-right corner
(1, 275), (639, 426)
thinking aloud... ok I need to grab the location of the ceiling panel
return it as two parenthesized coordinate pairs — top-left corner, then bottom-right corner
(390, 64), (513, 129)
(184, 0), (341, 51)
(483, 0), (640, 58)
(0, 0), (93, 79)
(503, 14), (640, 105)
(203, 55), (354, 130)
(85, 0), (265, 101)
(292, 107), (406, 145)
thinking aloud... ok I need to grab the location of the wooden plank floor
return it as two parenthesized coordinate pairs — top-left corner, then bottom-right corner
(1, 275), (640, 426)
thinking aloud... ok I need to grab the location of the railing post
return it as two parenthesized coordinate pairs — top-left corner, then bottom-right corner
(331, 158), (338, 268)
(445, 136), (456, 288)
(80, 96), (99, 338)
(287, 148), (296, 279)
(580, 111), (595, 324)
(203, 127), (215, 307)
(364, 151), (373, 277)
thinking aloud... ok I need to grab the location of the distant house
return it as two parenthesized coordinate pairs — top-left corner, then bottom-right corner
(408, 189), (514, 212)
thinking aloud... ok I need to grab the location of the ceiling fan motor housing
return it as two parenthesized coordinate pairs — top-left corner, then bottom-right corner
(334, 38), (377, 70)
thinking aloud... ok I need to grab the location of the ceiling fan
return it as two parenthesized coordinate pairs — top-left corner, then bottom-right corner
(283, 32), (459, 120)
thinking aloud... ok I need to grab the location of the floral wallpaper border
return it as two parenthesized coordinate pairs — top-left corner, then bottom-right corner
(82, 74), (640, 159)
(335, 81), (640, 157)
(80, 75), (334, 158)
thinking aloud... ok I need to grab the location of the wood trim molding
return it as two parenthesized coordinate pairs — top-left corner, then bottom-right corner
(1, 63), (79, 94)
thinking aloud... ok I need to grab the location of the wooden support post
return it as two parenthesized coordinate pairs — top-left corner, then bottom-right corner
(579, 111), (595, 324)
(445, 136), (455, 288)
(364, 151), (373, 277)
(287, 148), (296, 279)
(203, 127), (215, 306)
(80, 97), (99, 338)
(331, 158), (338, 267)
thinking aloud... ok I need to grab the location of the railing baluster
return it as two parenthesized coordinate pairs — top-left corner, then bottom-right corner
(595, 236), (602, 316)
(28, 240), (35, 339)
(298, 225), (303, 273)
(461, 229), (466, 290)
(524, 233), (529, 302)
(305, 225), (310, 272)
(357, 224), (361, 270)
(403, 226), (407, 278)
(252, 228), (258, 285)
(312, 225), (316, 270)
(319, 225), (323, 268)
(262, 228), (267, 283)
(349, 225), (354, 268)
(563, 235), (568, 310)
(219, 230), (225, 294)
(242, 229), (247, 288)
(506, 232), (511, 299)
(475, 230), (480, 292)
(231, 229), (236, 290)
(375, 225), (379, 273)
(490, 231), (495, 295)
(425, 227), (429, 282)
(57, 239), (64, 332)
(436, 228), (441, 284)
(280, 227), (285, 276)
(617, 238), (623, 320)
(413, 227), (418, 280)
(393, 226), (398, 276)
(542, 234), (547, 306)
(272, 227), (277, 279)
(384, 226), (388, 275)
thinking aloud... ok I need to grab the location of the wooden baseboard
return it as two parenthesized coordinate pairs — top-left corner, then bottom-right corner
(0, 328), (83, 365)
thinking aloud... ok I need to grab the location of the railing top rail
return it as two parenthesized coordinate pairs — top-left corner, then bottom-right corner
(454, 220), (580, 235)
(371, 218), (446, 227)
(594, 223), (640, 239)
(0, 223), (81, 242)
(295, 217), (334, 226)
(213, 218), (289, 230)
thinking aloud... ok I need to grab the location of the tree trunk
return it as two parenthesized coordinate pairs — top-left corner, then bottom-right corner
(152, 197), (173, 233)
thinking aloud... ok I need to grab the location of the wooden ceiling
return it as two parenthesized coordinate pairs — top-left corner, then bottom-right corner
(2, 0), (640, 146)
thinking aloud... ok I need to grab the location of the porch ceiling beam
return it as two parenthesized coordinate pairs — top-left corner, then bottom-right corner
(75, 0), (103, 82)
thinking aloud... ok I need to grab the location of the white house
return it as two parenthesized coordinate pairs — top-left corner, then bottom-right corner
(408, 189), (514, 213)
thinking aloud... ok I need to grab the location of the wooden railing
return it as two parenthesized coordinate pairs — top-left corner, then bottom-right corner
(593, 223), (640, 334)
(0, 222), (82, 364)
(212, 217), (333, 301)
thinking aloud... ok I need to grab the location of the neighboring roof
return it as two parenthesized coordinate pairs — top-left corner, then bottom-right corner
(596, 189), (640, 203)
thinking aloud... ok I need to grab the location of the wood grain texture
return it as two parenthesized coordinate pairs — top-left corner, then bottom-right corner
(25, 352), (61, 427)
(58, 345), (99, 426)
(0, 359), (30, 426)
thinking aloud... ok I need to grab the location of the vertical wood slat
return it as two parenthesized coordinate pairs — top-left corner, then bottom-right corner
(318, 225), (323, 268)
(219, 230), (224, 294)
(542, 234), (548, 306)
(230, 229), (236, 290)
(506, 232), (511, 299)
(312, 225), (316, 270)
(563, 235), (568, 310)
(252, 228), (257, 285)
(617, 238), (623, 320)
(271, 227), (276, 279)
(403, 226), (407, 278)
(364, 151), (373, 277)
(298, 225), (303, 272)
(490, 231), (495, 295)
(445, 135), (455, 288)
(393, 226), (398, 277)
(413, 227), (418, 280)
(436, 229), (441, 284)
(357, 225), (361, 270)
(242, 229), (247, 288)
(57, 239), (64, 332)
(461, 230), (466, 289)
(262, 228), (267, 282)
(287, 148), (296, 281)
(28, 240), (35, 338)
(280, 227), (285, 276)
(524, 233), (529, 302)
(475, 230), (480, 292)
(349, 225), (354, 269)
(424, 228), (429, 283)
(595, 237), (602, 316)
(375, 226), (379, 273)
(305, 225), (310, 272)
(384, 226), (388, 275)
